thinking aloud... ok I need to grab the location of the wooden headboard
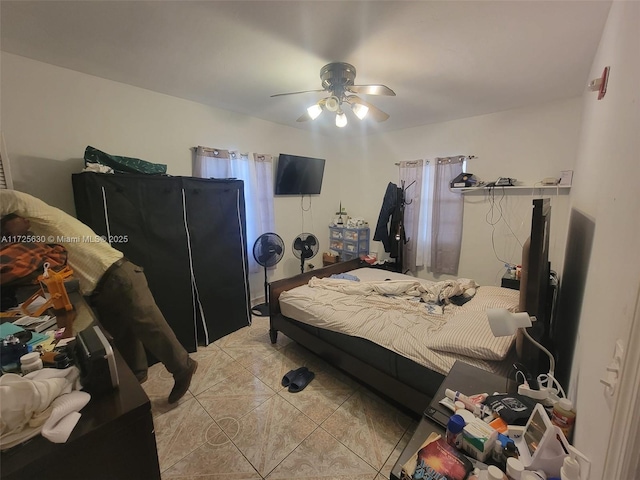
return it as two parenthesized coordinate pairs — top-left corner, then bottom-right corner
(269, 258), (364, 316)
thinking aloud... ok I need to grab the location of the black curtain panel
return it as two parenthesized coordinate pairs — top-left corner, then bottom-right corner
(182, 177), (251, 345)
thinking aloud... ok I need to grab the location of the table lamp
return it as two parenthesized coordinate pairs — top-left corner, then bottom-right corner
(487, 308), (562, 400)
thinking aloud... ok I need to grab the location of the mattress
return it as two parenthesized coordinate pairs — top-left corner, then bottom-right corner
(279, 268), (520, 376)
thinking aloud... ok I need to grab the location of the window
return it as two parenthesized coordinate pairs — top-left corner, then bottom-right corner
(193, 147), (275, 273)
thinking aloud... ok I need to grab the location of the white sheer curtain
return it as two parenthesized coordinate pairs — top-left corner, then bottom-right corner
(417, 160), (433, 269)
(399, 157), (463, 274)
(431, 157), (464, 275)
(193, 146), (275, 273)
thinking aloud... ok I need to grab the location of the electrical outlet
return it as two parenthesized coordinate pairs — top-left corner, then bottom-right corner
(600, 339), (625, 396)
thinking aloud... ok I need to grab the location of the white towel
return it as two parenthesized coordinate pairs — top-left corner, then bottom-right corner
(41, 391), (91, 443)
(0, 366), (89, 449)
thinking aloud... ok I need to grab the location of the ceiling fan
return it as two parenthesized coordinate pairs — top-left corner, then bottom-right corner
(271, 62), (396, 127)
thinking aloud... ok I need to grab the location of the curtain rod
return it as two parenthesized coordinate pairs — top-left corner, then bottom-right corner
(394, 160), (427, 166)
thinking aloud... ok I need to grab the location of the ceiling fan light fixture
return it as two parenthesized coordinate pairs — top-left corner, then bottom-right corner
(272, 62), (393, 125)
(325, 96), (340, 112)
(352, 103), (369, 120)
(307, 104), (323, 120)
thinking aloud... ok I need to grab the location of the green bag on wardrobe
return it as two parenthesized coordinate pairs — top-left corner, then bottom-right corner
(84, 146), (167, 175)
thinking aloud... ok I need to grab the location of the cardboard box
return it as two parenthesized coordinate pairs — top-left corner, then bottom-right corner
(322, 252), (340, 266)
(461, 417), (498, 462)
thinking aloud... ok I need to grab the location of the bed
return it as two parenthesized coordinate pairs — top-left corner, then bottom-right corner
(269, 199), (552, 416)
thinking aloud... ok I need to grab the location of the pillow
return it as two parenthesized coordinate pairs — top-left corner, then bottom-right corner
(426, 310), (515, 361)
(461, 286), (520, 313)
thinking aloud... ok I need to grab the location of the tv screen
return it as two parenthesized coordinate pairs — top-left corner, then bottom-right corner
(274, 154), (325, 195)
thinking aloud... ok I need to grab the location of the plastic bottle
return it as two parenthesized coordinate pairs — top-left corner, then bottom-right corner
(19, 352), (43, 374)
(492, 439), (504, 467)
(470, 467), (507, 480)
(487, 465), (507, 480)
(551, 398), (576, 441)
(445, 414), (466, 449)
(505, 457), (525, 480)
(560, 455), (580, 480)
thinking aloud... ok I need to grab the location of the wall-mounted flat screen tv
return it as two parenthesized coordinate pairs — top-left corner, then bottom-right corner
(274, 153), (325, 195)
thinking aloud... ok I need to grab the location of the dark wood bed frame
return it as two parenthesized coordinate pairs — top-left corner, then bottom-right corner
(268, 199), (552, 416)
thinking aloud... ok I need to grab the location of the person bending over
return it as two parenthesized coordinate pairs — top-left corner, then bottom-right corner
(0, 190), (197, 404)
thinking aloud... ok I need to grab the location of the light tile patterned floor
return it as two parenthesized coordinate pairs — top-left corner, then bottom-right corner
(143, 315), (419, 480)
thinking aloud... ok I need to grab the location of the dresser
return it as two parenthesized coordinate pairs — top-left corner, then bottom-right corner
(1, 293), (161, 480)
(328, 225), (370, 261)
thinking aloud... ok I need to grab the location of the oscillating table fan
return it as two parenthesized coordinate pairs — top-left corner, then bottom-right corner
(251, 233), (285, 316)
(292, 233), (319, 274)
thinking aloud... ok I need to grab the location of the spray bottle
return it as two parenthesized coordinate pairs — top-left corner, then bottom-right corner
(560, 454), (580, 480)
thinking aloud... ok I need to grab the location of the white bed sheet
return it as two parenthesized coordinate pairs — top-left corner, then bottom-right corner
(278, 268), (520, 376)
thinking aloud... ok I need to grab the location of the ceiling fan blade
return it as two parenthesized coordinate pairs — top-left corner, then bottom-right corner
(347, 84), (396, 96)
(270, 89), (325, 98)
(345, 96), (390, 122)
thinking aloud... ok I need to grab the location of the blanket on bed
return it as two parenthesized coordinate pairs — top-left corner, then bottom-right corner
(279, 268), (519, 376)
(308, 276), (478, 304)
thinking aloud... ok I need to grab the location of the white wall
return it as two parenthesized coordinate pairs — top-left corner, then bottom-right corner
(568, 1), (640, 478)
(338, 98), (582, 286)
(1, 52), (584, 307)
(0, 52), (340, 298)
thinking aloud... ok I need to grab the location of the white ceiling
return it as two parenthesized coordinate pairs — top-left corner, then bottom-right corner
(1, 1), (612, 137)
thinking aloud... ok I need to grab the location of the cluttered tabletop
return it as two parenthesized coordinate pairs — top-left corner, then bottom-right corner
(1, 280), (92, 374)
(393, 361), (587, 480)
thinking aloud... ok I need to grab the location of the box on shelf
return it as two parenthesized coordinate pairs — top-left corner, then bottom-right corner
(560, 170), (573, 186)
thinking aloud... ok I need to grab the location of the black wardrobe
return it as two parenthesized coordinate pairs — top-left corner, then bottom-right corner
(72, 172), (251, 353)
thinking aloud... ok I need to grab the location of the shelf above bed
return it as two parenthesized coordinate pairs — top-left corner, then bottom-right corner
(454, 185), (572, 193)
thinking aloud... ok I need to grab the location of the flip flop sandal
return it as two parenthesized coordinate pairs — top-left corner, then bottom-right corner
(281, 366), (308, 387)
(288, 369), (315, 393)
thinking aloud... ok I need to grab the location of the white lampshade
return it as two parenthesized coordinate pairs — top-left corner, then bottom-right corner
(307, 104), (322, 120)
(487, 308), (532, 337)
(351, 103), (369, 120)
(488, 308), (557, 381)
(335, 111), (347, 128)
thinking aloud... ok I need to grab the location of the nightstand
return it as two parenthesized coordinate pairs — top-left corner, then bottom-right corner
(501, 271), (520, 290)
(390, 361), (517, 480)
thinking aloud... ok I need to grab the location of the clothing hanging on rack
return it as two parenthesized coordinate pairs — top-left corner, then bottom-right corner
(373, 182), (403, 258)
